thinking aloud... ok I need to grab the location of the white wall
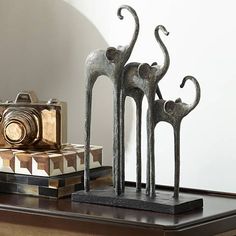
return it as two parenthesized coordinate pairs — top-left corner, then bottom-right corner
(68, 0), (236, 193)
(1, 0), (236, 192)
(0, 0), (117, 165)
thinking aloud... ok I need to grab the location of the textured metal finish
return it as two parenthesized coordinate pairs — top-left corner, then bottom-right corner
(152, 76), (201, 198)
(84, 5), (139, 194)
(82, 5), (202, 211)
(72, 187), (203, 214)
(121, 25), (170, 196)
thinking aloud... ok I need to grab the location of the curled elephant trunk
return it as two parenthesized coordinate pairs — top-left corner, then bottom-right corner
(154, 25), (170, 78)
(180, 76), (201, 112)
(117, 5), (140, 56)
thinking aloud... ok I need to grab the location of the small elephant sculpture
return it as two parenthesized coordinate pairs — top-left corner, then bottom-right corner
(152, 76), (201, 198)
(84, 5), (139, 195)
(120, 25), (170, 196)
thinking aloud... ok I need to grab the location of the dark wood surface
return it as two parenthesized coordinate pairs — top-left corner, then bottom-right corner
(0, 181), (236, 235)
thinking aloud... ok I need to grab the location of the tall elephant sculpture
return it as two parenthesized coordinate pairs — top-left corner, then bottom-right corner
(84, 5), (139, 195)
(152, 76), (201, 198)
(121, 25), (170, 197)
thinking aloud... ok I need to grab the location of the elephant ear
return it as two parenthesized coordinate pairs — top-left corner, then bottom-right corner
(164, 100), (175, 114)
(151, 62), (158, 66)
(138, 63), (151, 79)
(175, 98), (182, 103)
(106, 47), (120, 63)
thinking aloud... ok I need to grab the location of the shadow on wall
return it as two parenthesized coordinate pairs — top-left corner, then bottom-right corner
(0, 0), (134, 166)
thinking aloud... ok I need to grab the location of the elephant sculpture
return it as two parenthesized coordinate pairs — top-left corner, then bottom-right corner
(121, 25), (170, 196)
(84, 5), (139, 195)
(152, 76), (201, 198)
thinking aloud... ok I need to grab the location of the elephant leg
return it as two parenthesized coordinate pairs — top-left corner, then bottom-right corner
(146, 109), (155, 196)
(120, 93), (125, 193)
(113, 87), (121, 196)
(173, 123), (181, 199)
(84, 81), (94, 192)
(135, 96), (143, 192)
(149, 111), (156, 197)
(146, 97), (156, 197)
(146, 108), (150, 196)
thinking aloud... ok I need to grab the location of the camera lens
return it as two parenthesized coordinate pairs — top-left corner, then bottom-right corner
(3, 108), (40, 145)
(5, 122), (26, 142)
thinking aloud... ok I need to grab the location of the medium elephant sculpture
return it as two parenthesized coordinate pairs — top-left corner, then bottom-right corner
(121, 25), (170, 196)
(152, 76), (201, 198)
(84, 5), (139, 195)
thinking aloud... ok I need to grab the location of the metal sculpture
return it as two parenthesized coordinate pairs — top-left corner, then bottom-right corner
(121, 25), (169, 196)
(152, 76), (201, 198)
(84, 5), (139, 195)
(73, 5), (203, 214)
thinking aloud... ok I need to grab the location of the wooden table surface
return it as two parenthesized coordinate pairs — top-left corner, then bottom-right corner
(0, 182), (236, 235)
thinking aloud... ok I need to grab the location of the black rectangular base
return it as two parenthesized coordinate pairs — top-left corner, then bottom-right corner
(0, 181), (84, 198)
(72, 187), (203, 214)
(0, 167), (112, 198)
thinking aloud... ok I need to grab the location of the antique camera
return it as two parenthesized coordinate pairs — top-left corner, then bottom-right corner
(0, 91), (67, 150)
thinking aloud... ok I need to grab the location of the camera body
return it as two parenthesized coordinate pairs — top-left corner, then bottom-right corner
(0, 91), (67, 150)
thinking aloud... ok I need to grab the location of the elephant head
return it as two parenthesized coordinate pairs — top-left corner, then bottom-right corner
(130, 25), (169, 100)
(164, 76), (201, 121)
(85, 5), (140, 86)
(115, 5), (140, 64)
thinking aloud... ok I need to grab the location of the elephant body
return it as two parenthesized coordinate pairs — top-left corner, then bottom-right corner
(120, 25), (170, 197)
(152, 76), (201, 198)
